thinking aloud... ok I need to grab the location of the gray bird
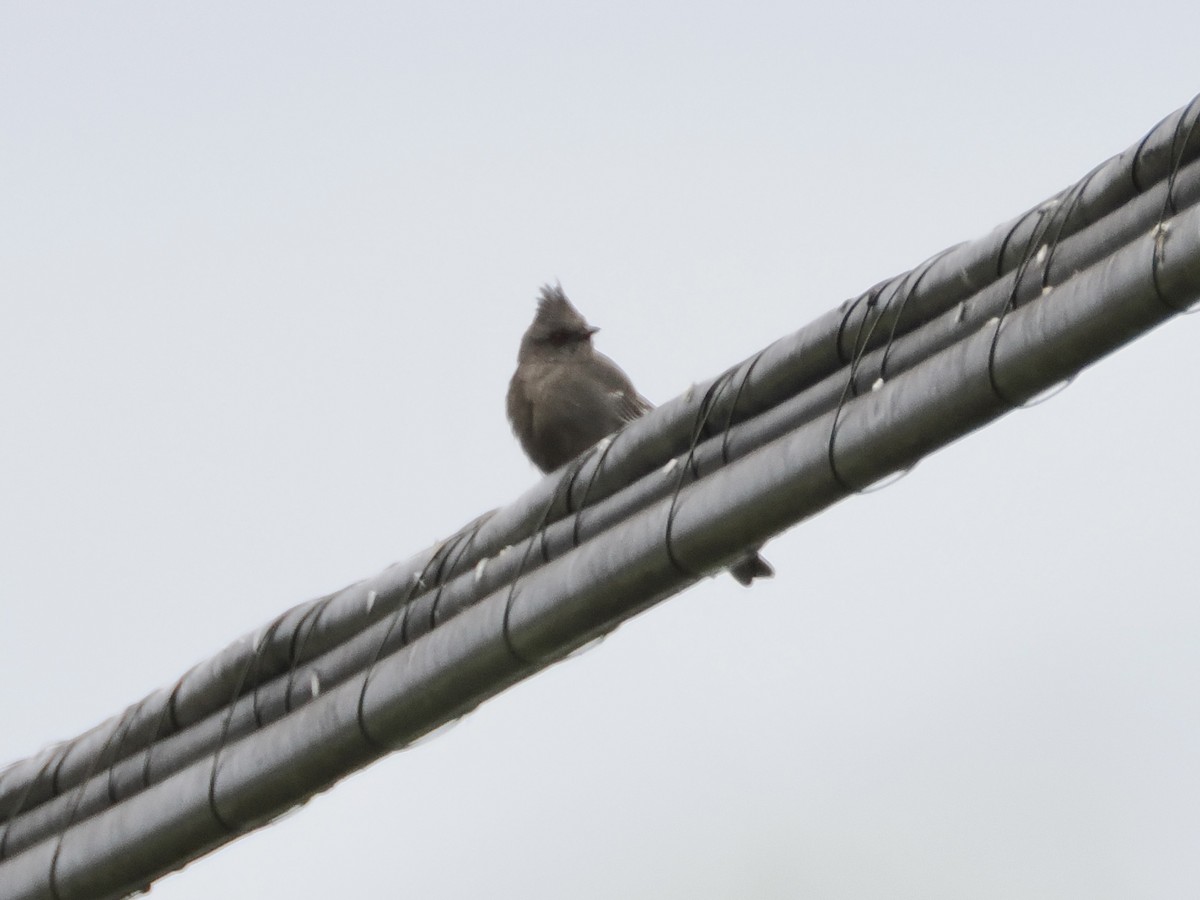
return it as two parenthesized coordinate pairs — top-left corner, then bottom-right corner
(507, 284), (773, 586)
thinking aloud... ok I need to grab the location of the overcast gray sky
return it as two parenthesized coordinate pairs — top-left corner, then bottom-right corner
(3, 3), (1199, 898)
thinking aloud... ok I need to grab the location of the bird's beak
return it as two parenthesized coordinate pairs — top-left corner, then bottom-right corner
(587, 326), (600, 336)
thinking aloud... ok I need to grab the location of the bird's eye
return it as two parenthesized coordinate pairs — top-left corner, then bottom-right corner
(548, 330), (572, 346)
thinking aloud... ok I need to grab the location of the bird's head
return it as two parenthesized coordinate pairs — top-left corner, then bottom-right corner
(519, 284), (599, 360)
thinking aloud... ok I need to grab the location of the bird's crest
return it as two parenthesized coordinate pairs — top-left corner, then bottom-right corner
(532, 283), (593, 335)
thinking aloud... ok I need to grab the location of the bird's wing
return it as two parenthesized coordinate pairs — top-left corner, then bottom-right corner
(589, 352), (653, 422)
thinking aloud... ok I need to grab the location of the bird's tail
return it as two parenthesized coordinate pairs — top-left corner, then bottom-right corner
(728, 550), (774, 587)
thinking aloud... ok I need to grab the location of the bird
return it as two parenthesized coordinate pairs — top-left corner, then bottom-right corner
(506, 284), (773, 586)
